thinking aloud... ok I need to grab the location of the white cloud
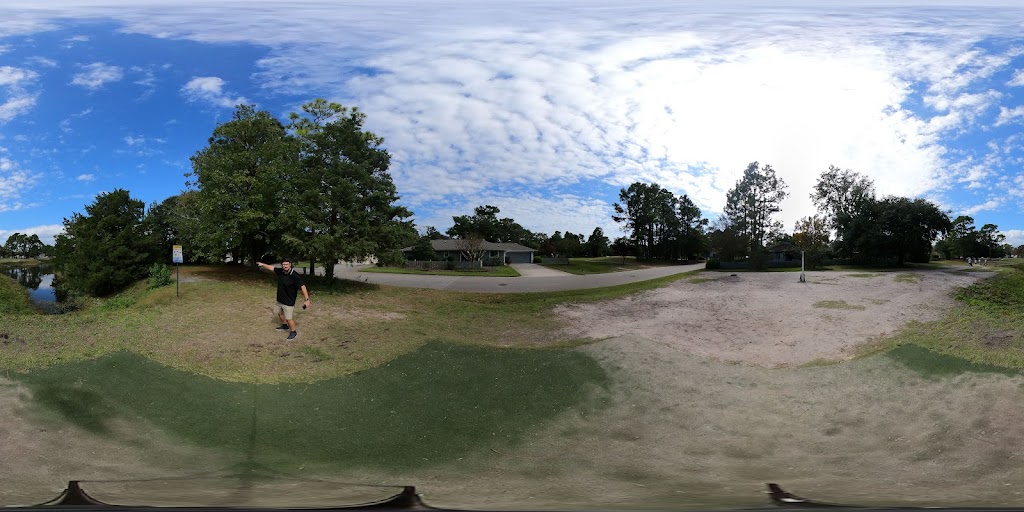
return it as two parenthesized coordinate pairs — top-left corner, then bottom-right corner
(961, 198), (1002, 215)
(995, 105), (1024, 126)
(124, 135), (145, 146)
(0, 66), (37, 86)
(1002, 229), (1024, 246)
(0, 156), (39, 212)
(0, 95), (36, 123)
(70, 62), (124, 89)
(1008, 69), (1024, 86)
(27, 56), (58, 68)
(0, 66), (38, 124)
(181, 76), (246, 108)
(0, 224), (64, 245)
(76, 173), (95, 181)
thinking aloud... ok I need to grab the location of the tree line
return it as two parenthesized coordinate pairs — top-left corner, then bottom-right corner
(1, 232), (49, 259)
(612, 162), (1016, 268)
(52, 99), (414, 296)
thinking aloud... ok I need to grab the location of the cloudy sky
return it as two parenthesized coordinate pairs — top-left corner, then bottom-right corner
(1, 0), (1023, 246)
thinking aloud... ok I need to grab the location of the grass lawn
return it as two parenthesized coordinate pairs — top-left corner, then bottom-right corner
(14, 341), (609, 471)
(538, 256), (662, 275)
(0, 273), (35, 314)
(361, 265), (521, 277)
(0, 264), (696, 383)
(0, 258), (41, 266)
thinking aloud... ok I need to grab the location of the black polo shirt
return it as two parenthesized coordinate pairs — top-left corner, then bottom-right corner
(274, 267), (304, 306)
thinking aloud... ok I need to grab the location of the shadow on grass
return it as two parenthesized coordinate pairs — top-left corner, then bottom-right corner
(15, 341), (609, 471)
(31, 383), (119, 435)
(886, 344), (1019, 379)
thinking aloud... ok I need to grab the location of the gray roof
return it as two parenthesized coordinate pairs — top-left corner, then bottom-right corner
(401, 239), (536, 252)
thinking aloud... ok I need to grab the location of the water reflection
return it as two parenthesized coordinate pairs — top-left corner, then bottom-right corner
(2, 263), (59, 311)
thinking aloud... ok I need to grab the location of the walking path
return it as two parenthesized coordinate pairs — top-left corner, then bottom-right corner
(325, 262), (704, 293)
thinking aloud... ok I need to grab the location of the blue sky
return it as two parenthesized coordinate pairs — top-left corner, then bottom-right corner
(1, 1), (1023, 246)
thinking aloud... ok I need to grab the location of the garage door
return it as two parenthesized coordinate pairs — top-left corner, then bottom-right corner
(506, 251), (534, 264)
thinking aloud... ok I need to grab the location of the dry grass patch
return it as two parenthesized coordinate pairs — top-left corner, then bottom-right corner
(813, 300), (866, 310)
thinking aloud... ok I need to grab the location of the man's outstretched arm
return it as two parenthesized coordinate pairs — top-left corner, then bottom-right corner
(256, 262), (274, 271)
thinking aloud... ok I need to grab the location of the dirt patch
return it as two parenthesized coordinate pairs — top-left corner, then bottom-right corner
(355, 336), (1024, 509)
(0, 376), (227, 506)
(983, 331), (1018, 349)
(554, 270), (991, 368)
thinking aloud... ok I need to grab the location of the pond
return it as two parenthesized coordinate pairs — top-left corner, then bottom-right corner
(2, 262), (63, 314)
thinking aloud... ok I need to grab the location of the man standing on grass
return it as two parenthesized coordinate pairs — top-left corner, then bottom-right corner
(256, 259), (310, 340)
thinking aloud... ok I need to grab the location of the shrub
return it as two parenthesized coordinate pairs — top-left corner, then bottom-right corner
(705, 258), (721, 270)
(534, 256), (543, 263)
(376, 250), (406, 268)
(149, 263), (172, 288)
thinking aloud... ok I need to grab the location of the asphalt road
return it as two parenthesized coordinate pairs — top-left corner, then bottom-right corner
(327, 262), (705, 293)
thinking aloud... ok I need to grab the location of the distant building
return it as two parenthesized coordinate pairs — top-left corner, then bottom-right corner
(400, 239), (536, 264)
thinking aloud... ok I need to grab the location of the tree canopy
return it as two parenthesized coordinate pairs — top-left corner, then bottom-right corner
(185, 101), (414, 274)
(53, 189), (157, 296)
(612, 182), (708, 261)
(722, 162), (787, 268)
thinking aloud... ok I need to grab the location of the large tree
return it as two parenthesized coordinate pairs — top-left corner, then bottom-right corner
(188, 104), (300, 267)
(811, 165), (876, 258)
(286, 99), (414, 277)
(723, 162), (788, 268)
(446, 205), (537, 246)
(613, 182), (708, 261)
(53, 189), (157, 296)
(585, 227), (610, 257)
(873, 197), (951, 264)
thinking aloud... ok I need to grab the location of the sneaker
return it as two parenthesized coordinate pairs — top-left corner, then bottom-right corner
(287, 331), (298, 341)
(275, 324), (289, 330)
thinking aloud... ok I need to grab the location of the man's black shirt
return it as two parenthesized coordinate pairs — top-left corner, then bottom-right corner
(274, 267), (304, 306)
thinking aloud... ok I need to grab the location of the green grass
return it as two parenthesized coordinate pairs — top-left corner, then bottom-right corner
(886, 344), (1019, 378)
(361, 266), (521, 277)
(0, 273), (36, 315)
(861, 263), (1024, 371)
(813, 300), (866, 310)
(14, 341), (610, 471)
(0, 258), (41, 266)
(538, 257), (652, 275)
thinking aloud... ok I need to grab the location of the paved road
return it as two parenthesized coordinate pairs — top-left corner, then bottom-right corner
(326, 262), (704, 293)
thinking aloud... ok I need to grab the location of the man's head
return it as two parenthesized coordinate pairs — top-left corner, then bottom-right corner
(282, 258), (292, 272)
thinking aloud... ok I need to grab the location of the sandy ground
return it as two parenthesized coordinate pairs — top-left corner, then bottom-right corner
(555, 269), (991, 367)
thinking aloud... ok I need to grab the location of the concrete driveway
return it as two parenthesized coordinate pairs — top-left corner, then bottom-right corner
(509, 263), (573, 277)
(328, 262), (704, 293)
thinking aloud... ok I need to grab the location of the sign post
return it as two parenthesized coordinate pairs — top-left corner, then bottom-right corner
(172, 245), (183, 297)
(799, 250), (806, 283)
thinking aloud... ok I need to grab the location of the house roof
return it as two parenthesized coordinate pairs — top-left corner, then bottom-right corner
(401, 239), (536, 252)
(767, 241), (800, 252)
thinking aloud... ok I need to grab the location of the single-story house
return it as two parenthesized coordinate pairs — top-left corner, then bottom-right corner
(401, 239), (537, 264)
(767, 241), (801, 262)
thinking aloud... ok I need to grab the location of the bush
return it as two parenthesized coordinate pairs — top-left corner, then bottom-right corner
(705, 258), (721, 270)
(376, 250), (406, 268)
(149, 263), (172, 288)
(534, 256), (543, 263)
